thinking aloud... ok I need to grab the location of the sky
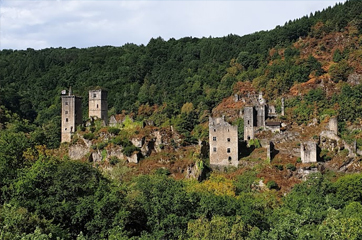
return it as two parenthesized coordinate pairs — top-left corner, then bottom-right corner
(0, 0), (346, 50)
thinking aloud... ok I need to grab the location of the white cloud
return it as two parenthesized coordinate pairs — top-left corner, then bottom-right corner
(0, 0), (346, 50)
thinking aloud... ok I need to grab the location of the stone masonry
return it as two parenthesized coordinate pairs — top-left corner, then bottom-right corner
(300, 141), (317, 163)
(61, 89), (82, 143)
(209, 116), (238, 167)
(89, 89), (108, 125)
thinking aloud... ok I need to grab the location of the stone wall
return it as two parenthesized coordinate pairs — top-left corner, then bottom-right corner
(244, 106), (255, 140)
(89, 89), (108, 125)
(209, 116), (238, 167)
(300, 141), (317, 163)
(61, 94), (82, 143)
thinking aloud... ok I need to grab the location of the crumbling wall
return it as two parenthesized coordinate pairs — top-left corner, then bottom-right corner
(300, 141), (317, 163)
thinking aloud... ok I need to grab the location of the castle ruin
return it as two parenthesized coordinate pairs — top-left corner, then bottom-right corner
(300, 141), (317, 163)
(209, 116), (238, 167)
(243, 92), (280, 140)
(61, 89), (82, 143)
(89, 89), (108, 125)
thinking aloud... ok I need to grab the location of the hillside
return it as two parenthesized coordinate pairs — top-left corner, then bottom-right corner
(2, 0), (362, 239)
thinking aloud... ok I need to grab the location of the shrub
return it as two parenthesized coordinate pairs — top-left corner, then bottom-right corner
(274, 164), (284, 171)
(286, 163), (296, 171)
(83, 133), (95, 140)
(108, 127), (120, 135)
(296, 157), (302, 163)
(97, 142), (108, 150)
(267, 180), (279, 190)
(249, 139), (261, 148)
(109, 156), (120, 166)
(154, 168), (171, 176)
(123, 145), (139, 157)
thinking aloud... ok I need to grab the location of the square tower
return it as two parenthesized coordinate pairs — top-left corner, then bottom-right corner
(89, 89), (108, 125)
(209, 116), (238, 168)
(61, 91), (82, 143)
(244, 106), (255, 141)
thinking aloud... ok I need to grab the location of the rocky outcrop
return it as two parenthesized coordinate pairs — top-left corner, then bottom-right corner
(69, 144), (89, 160)
(131, 137), (144, 148)
(126, 152), (139, 163)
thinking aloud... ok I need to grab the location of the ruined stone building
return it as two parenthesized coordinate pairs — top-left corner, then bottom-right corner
(209, 116), (238, 167)
(61, 89), (82, 143)
(243, 92), (280, 140)
(89, 89), (108, 125)
(300, 141), (317, 163)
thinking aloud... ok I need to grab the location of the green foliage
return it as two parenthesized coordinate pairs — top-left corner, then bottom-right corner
(109, 156), (120, 166)
(286, 163), (296, 171)
(234, 118), (244, 141)
(234, 171), (257, 194)
(83, 132), (95, 140)
(108, 127), (120, 135)
(131, 174), (196, 239)
(123, 144), (139, 157)
(328, 60), (353, 82)
(97, 141), (108, 150)
(267, 181), (279, 190)
(274, 164), (284, 171)
(11, 157), (127, 239)
(248, 139), (261, 148)
(334, 173), (362, 203)
(333, 48), (343, 62)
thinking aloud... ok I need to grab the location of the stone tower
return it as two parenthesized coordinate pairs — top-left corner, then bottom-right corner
(244, 106), (255, 140)
(329, 116), (338, 135)
(89, 89), (108, 125)
(300, 141), (317, 163)
(61, 89), (82, 143)
(256, 105), (266, 128)
(209, 116), (238, 168)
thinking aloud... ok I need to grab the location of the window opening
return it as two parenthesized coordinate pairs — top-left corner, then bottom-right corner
(213, 147), (217, 152)
(213, 137), (216, 141)
(227, 138), (230, 142)
(227, 148), (231, 153)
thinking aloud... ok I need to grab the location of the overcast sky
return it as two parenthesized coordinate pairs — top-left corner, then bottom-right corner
(0, 0), (346, 50)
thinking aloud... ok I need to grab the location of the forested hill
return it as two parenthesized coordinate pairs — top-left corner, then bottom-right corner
(1, 0), (362, 146)
(3, 1), (362, 239)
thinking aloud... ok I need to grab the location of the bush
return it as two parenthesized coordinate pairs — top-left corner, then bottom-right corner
(286, 163), (296, 171)
(83, 133), (95, 140)
(249, 139), (261, 148)
(296, 157), (302, 163)
(274, 164), (284, 171)
(108, 127), (120, 135)
(97, 142), (108, 150)
(123, 145), (139, 157)
(267, 180), (279, 190)
(154, 168), (171, 176)
(109, 156), (120, 166)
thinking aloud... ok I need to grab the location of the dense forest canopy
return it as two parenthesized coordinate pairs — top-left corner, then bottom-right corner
(2, 0), (362, 239)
